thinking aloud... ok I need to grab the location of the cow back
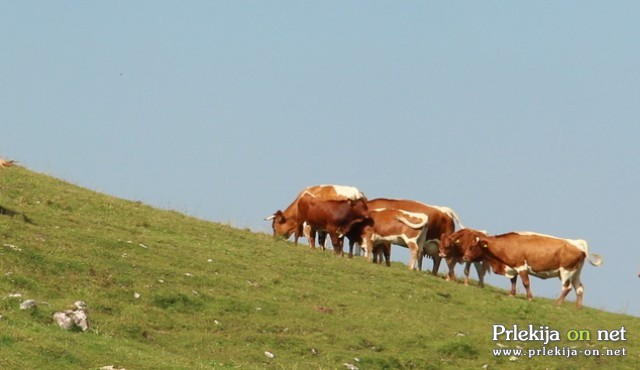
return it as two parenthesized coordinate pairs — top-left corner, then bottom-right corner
(298, 195), (369, 233)
(368, 198), (455, 239)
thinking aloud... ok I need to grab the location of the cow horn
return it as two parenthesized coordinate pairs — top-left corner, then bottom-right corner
(264, 215), (275, 221)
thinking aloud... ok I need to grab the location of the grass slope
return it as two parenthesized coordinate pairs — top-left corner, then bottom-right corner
(0, 167), (638, 369)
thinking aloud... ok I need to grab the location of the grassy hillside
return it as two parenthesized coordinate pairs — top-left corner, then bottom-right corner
(0, 167), (638, 369)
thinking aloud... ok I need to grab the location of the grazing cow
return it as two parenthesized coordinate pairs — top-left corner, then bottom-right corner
(461, 231), (603, 308)
(438, 228), (491, 287)
(365, 198), (463, 273)
(349, 208), (429, 270)
(265, 185), (366, 248)
(296, 194), (370, 256)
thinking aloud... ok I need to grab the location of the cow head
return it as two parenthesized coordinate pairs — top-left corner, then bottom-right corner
(462, 236), (489, 262)
(441, 228), (489, 259)
(438, 233), (456, 258)
(265, 210), (297, 239)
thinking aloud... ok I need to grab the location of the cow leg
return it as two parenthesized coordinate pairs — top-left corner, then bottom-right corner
(574, 282), (584, 309)
(519, 272), (533, 301)
(445, 258), (457, 283)
(431, 255), (442, 276)
(461, 262), (471, 284)
(509, 276), (518, 297)
(383, 243), (391, 267)
(291, 222), (305, 245)
(303, 223), (315, 249)
(475, 261), (487, 288)
(407, 242), (420, 270)
(330, 233), (344, 256)
(372, 245), (382, 264)
(572, 270), (585, 308)
(318, 231), (328, 251)
(363, 238), (374, 263)
(556, 268), (580, 307)
(348, 240), (362, 258)
(421, 240), (441, 275)
(556, 280), (572, 306)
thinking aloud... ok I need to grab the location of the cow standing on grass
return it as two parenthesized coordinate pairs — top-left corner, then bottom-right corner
(438, 228), (490, 287)
(364, 198), (463, 273)
(295, 194), (370, 256)
(265, 184), (366, 249)
(347, 208), (429, 269)
(461, 231), (603, 308)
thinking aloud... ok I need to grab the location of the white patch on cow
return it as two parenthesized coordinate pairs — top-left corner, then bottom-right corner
(514, 261), (529, 274)
(504, 266), (518, 279)
(514, 231), (559, 239)
(321, 185), (364, 200)
(371, 232), (409, 246)
(565, 238), (588, 252)
(394, 211), (428, 229)
(512, 260), (562, 279)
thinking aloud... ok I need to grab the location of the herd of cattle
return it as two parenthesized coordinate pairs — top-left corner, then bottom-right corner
(265, 184), (603, 308)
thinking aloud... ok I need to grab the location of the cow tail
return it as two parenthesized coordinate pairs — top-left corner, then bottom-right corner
(588, 253), (603, 267)
(574, 239), (603, 267)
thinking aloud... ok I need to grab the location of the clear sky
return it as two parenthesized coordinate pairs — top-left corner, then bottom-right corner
(2, 2), (639, 316)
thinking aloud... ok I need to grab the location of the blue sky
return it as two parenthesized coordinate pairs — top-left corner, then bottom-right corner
(2, 2), (639, 317)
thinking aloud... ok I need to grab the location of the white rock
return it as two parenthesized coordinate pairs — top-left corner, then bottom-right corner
(264, 351), (275, 358)
(20, 299), (36, 310)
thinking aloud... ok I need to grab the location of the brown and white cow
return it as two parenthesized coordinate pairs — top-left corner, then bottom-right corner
(296, 194), (370, 256)
(349, 208), (429, 269)
(265, 184), (366, 248)
(438, 228), (491, 287)
(461, 231), (603, 308)
(365, 198), (463, 273)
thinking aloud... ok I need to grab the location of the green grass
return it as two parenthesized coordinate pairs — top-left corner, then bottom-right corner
(0, 166), (638, 369)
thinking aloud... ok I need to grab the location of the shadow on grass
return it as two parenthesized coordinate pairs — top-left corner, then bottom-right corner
(0, 205), (35, 224)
